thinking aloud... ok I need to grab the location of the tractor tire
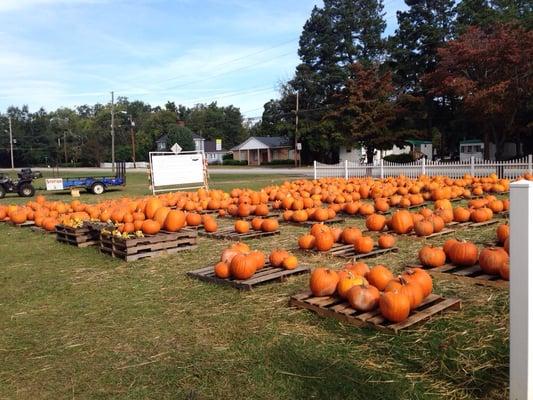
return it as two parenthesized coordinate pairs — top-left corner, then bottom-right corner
(18, 183), (35, 197)
(91, 182), (105, 195)
(0, 185), (5, 199)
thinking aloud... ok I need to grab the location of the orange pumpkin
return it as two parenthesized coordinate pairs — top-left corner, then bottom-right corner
(269, 249), (290, 267)
(366, 265), (393, 291)
(390, 210), (414, 234)
(261, 218), (279, 232)
(298, 234), (316, 250)
(365, 214), (386, 231)
(354, 236), (374, 254)
(235, 220), (250, 234)
(379, 290), (411, 322)
(418, 245), (446, 267)
(141, 219), (161, 235)
(282, 255), (299, 270)
(164, 210), (186, 232)
(230, 253), (257, 279)
(347, 284), (380, 311)
(378, 234), (396, 249)
(309, 268), (339, 296)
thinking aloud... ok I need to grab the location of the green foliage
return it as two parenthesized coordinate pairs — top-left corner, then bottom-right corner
(166, 126), (195, 152)
(266, 159), (294, 165)
(383, 153), (415, 163)
(223, 159), (248, 166)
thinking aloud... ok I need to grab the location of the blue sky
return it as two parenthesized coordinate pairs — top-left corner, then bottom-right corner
(0, 0), (407, 118)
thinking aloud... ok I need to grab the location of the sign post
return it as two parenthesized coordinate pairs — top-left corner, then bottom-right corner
(171, 143), (182, 154)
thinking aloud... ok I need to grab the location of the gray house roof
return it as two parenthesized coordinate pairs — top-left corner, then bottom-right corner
(231, 136), (290, 151)
(204, 140), (227, 153)
(191, 132), (204, 140)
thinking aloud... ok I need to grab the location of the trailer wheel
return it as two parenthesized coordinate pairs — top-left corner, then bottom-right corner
(18, 183), (35, 197)
(0, 186), (5, 199)
(91, 182), (105, 195)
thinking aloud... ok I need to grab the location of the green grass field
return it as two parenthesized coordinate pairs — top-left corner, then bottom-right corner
(0, 174), (509, 399)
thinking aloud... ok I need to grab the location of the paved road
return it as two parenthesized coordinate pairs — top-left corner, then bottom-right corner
(0, 166), (314, 176)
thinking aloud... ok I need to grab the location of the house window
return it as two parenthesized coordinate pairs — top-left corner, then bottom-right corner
(346, 148), (352, 153)
(474, 145), (482, 153)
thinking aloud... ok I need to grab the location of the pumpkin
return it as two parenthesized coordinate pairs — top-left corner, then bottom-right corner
(402, 268), (433, 297)
(261, 218), (279, 232)
(230, 253), (257, 279)
(344, 262), (369, 277)
(141, 219), (161, 235)
(384, 276), (424, 309)
(330, 227), (343, 243)
(314, 208), (329, 222)
(237, 203), (252, 217)
(341, 227), (362, 244)
(374, 199), (390, 213)
(164, 210), (186, 232)
(366, 265), (393, 291)
(379, 290), (411, 322)
(221, 248), (241, 264)
(448, 240), (479, 266)
(315, 231), (335, 251)
(249, 251), (266, 270)
(414, 220), (434, 237)
(418, 245), (446, 268)
(309, 268), (339, 296)
(231, 241), (250, 253)
(292, 210), (308, 222)
(453, 207), (471, 222)
(500, 260), (510, 280)
(390, 210), (414, 234)
(488, 200), (504, 213)
(346, 284), (380, 311)
(153, 207), (171, 226)
(429, 215), (445, 233)
(282, 255), (299, 270)
(470, 207), (493, 223)
(310, 223), (331, 237)
(443, 238), (459, 259)
(254, 204), (269, 216)
(203, 216), (218, 232)
(358, 203), (375, 216)
(9, 210), (27, 224)
(337, 272), (366, 299)
(214, 262), (231, 278)
(479, 247), (509, 275)
(269, 249), (290, 267)
(365, 214), (386, 231)
(186, 213), (202, 226)
(504, 237), (509, 254)
(496, 223), (509, 244)
(378, 234), (396, 249)
(353, 236), (374, 254)
(298, 234), (316, 250)
(145, 198), (163, 219)
(235, 220), (250, 234)
(251, 217), (263, 231)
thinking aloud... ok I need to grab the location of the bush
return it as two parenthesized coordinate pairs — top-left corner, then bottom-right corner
(222, 153), (233, 161)
(223, 159), (248, 166)
(383, 153), (415, 163)
(266, 159), (294, 165)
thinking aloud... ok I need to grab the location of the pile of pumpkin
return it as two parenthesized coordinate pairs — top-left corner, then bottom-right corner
(417, 233), (509, 280)
(298, 223), (396, 253)
(309, 263), (433, 323)
(281, 207), (338, 223)
(233, 218), (279, 234)
(214, 243), (298, 279)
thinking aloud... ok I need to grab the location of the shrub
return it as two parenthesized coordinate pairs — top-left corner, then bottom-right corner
(223, 159), (248, 166)
(266, 159), (294, 165)
(383, 153), (415, 163)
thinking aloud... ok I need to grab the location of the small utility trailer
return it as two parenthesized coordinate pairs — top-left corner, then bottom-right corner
(45, 162), (126, 195)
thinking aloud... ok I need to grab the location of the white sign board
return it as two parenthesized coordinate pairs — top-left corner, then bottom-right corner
(149, 151), (205, 193)
(171, 143), (182, 154)
(216, 139), (222, 151)
(296, 142), (302, 151)
(45, 178), (64, 191)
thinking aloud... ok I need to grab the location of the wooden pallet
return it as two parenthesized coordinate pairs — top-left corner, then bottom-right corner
(100, 230), (197, 261)
(30, 226), (55, 234)
(363, 227), (456, 239)
(220, 212), (281, 221)
(301, 243), (399, 260)
(6, 220), (35, 228)
(409, 263), (508, 289)
(285, 217), (345, 227)
(448, 219), (500, 229)
(187, 262), (310, 290)
(198, 227), (280, 241)
(55, 224), (100, 248)
(290, 291), (461, 333)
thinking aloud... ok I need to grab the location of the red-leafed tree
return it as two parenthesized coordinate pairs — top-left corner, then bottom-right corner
(325, 62), (405, 164)
(423, 24), (533, 160)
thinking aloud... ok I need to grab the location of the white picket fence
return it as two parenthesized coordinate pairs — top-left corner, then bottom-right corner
(314, 155), (533, 180)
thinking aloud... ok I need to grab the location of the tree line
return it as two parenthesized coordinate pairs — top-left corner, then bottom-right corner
(0, 100), (247, 167)
(251, 0), (532, 162)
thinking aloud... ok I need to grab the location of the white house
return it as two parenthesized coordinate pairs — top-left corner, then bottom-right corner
(231, 136), (291, 165)
(155, 132), (205, 153)
(204, 140), (228, 164)
(459, 139), (522, 161)
(339, 140), (433, 164)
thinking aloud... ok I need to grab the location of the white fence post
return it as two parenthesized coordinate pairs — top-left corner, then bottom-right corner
(470, 156), (475, 176)
(313, 160), (317, 180)
(421, 158), (426, 176)
(380, 159), (384, 179)
(528, 154), (532, 174)
(344, 160), (348, 180)
(510, 180), (533, 399)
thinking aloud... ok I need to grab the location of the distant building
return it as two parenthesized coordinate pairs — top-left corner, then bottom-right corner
(204, 140), (228, 164)
(339, 140), (433, 163)
(459, 139), (522, 161)
(231, 136), (292, 166)
(155, 132), (205, 153)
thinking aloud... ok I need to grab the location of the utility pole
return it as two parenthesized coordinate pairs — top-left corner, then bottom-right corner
(111, 91), (115, 173)
(130, 117), (136, 168)
(294, 90), (299, 168)
(63, 129), (67, 164)
(8, 116), (14, 169)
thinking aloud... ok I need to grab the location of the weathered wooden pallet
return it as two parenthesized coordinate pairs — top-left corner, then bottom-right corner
(55, 224), (100, 248)
(448, 219), (500, 229)
(100, 230), (197, 261)
(6, 220), (35, 227)
(220, 212), (281, 221)
(187, 262), (310, 290)
(395, 202), (427, 210)
(290, 291), (461, 333)
(301, 243), (399, 260)
(285, 217), (345, 227)
(409, 263), (508, 289)
(363, 227), (456, 239)
(198, 227), (280, 241)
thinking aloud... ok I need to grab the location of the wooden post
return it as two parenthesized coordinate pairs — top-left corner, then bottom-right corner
(257, 148), (261, 166)
(380, 159), (384, 179)
(344, 160), (348, 180)
(528, 154), (532, 174)
(510, 179), (533, 399)
(313, 160), (317, 180)
(470, 156), (475, 176)
(247, 149), (250, 165)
